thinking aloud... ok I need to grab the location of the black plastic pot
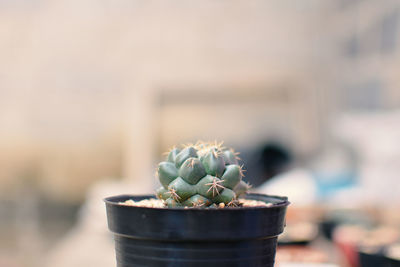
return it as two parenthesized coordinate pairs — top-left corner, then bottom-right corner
(387, 257), (400, 267)
(105, 193), (289, 267)
(319, 220), (338, 241)
(358, 247), (400, 267)
(359, 250), (388, 267)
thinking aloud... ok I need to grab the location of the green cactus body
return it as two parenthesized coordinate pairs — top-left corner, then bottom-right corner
(156, 142), (249, 207)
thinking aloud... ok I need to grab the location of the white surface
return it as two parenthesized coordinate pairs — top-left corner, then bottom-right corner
(255, 168), (317, 206)
(331, 111), (400, 205)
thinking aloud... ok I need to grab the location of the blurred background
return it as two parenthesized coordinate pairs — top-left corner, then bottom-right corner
(1, 0), (400, 266)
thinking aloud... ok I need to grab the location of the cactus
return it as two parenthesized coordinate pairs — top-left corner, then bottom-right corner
(156, 141), (251, 207)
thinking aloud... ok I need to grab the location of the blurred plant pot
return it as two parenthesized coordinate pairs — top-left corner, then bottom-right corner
(358, 249), (387, 267)
(320, 220), (338, 241)
(104, 193), (289, 267)
(358, 248), (400, 267)
(386, 256), (400, 267)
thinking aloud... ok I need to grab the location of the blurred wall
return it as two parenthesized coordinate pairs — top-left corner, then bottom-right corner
(0, 0), (334, 201)
(324, 0), (400, 112)
(1, 1), (400, 267)
(1, 0), (400, 206)
(0, 0), (400, 205)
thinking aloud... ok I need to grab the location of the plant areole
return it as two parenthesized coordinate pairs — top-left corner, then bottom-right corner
(156, 142), (251, 207)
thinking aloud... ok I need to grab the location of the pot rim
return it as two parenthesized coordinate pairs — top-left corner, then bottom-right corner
(104, 193), (290, 211)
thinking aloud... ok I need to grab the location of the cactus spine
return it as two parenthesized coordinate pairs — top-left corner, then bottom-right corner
(156, 142), (250, 207)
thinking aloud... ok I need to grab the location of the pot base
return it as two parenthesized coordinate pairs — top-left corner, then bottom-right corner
(115, 235), (278, 267)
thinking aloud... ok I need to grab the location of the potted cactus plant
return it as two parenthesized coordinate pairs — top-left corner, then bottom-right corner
(105, 142), (289, 267)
